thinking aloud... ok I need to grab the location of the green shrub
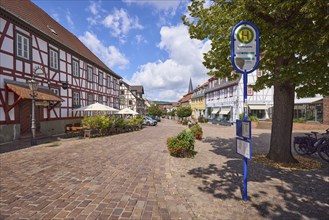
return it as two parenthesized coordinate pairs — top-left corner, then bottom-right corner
(190, 124), (203, 140)
(113, 117), (125, 128)
(167, 129), (195, 157)
(249, 116), (259, 122)
(239, 113), (259, 122)
(82, 116), (100, 129)
(293, 119), (305, 123)
(128, 117), (144, 127)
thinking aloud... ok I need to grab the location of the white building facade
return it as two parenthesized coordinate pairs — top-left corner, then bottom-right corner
(205, 70), (274, 122)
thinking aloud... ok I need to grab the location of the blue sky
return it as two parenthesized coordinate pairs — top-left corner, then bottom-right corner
(32, 0), (211, 101)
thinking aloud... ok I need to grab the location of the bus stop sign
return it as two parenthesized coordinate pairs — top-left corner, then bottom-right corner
(231, 21), (260, 74)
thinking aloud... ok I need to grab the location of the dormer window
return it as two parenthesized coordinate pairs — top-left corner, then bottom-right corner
(47, 25), (57, 35)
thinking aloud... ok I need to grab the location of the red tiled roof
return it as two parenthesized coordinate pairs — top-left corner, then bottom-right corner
(1, 0), (121, 79)
(7, 83), (63, 102)
(179, 93), (192, 103)
(194, 81), (209, 90)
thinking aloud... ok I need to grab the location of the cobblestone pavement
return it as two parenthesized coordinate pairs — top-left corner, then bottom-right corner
(1, 120), (328, 219)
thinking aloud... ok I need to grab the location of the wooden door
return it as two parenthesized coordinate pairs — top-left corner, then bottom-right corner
(20, 100), (40, 134)
(20, 100), (31, 134)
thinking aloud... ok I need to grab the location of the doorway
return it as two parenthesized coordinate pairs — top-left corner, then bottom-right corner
(20, 100), (40, 134)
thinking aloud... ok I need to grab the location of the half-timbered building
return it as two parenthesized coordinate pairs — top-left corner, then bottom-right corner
(119, 81), (136, 111)
(205, 70), (274, 122)
(130, 86), (145, 115)
(0, 0), (122, 143)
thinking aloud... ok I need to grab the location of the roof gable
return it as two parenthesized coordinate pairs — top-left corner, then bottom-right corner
(1, 0), (121, 79)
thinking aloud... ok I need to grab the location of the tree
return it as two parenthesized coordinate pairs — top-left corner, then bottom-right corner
(147, 104), (163, 116)
(176, 106), (192, 120)
(183, 0), (329, 163)
(169, 109), (177, 117)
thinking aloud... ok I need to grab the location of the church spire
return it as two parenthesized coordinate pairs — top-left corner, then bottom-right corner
(188, 77), (193, 93)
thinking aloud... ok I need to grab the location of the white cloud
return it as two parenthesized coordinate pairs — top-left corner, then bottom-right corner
(102, 8), (143, 43)
(66, 9), (74, 27)
(86, 1), (104, 26)
(135, 35), (148, 44)
(131, 24), (211, 101)
(88, 1), (99, 15)
(79, 31), (129, 69)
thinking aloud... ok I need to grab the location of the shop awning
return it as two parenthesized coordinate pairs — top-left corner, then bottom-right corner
(219, 107), (231, 115)
(294, 97), (323, 104)
(6, 83), (63, 102)
(211, 108), (219, 114)
(249, 105), (268, 110)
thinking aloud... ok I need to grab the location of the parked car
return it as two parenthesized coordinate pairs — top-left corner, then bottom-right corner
(154, 116), (161, 122)
(210, 118), (233, 126)
(143, 116), (157, 126)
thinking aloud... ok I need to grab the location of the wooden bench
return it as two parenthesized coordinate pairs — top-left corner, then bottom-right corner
(65, 124), (84, 137)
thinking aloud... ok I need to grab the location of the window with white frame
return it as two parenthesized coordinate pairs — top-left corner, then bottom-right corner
(98, 95), (103, 104)
(113, 79), (117, 90)
(108, 76), (112, 88)
(247, 86), (254, 96)
(87, 66), (93, 81)
(50, 87), (60, 96)
(49, 87), (60, 107)
(72, 59), (79, 77)
(49, 49), (58, 69)
(16, 32), (30, 60)
(229, 87), (233, 97)
(224, 88), (228, 98)
(73, 91), (80, 107)
(87, 94), (94, 105)
(99, 72), (103, 86)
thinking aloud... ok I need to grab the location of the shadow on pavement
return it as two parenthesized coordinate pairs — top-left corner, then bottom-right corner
(0, 135), (69, 154)
(187, 135), (329, 219)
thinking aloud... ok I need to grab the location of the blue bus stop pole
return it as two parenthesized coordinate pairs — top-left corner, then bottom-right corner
(243, 71), (248, 202)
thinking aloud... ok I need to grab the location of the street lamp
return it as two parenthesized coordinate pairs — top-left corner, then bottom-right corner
(27, 79), (38, 145)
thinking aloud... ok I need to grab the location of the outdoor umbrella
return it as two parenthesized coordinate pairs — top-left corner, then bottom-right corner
(74, 102), (119, 113)
(117, 108), (139, 115)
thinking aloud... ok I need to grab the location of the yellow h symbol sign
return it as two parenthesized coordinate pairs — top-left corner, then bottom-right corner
(241, 30), (250, 42)
(237, 27), (254, 44)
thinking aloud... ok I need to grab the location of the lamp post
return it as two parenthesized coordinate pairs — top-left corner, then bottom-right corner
(27, 66), (45, 145)
(27, 78), (38, 145)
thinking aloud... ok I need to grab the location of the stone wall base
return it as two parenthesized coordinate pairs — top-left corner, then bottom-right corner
(0, 118), (82, 144)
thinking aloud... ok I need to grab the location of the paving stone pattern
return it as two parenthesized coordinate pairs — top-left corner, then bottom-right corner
(0, 120), (328, 219)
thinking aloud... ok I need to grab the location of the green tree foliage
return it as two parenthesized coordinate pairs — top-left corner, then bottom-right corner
(176, 106), (192, 119)
(147, 104), (163, 116)
(183, 0), (328, 163)
(169, 109), (177, 117)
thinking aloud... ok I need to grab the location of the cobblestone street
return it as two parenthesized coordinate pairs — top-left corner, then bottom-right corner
(1, 119), (328, 219)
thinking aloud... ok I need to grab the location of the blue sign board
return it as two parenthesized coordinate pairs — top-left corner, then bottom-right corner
(236, 120), (251, 139)
(236, 137), (252, 160)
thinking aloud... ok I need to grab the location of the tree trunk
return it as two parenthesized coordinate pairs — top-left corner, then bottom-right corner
(267, 79), (298, 163)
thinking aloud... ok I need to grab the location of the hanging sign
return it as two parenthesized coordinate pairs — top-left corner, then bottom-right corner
(35, 101), (49, 106)
(231, 21), (260, 74)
